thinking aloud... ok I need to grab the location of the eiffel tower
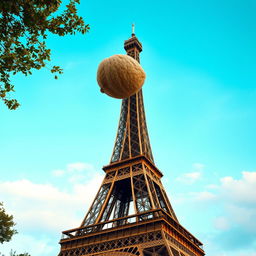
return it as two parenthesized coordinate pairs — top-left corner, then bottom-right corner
(58, 32), (205, 256)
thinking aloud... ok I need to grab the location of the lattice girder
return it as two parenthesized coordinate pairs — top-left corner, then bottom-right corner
(81, 157), (178, 228)
(82, 184), (111, 226)
(143, 245), (169, 256)
(111, 91), (154, 164)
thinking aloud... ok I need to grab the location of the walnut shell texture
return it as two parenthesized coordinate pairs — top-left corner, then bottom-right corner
(97, 54), (146, 99)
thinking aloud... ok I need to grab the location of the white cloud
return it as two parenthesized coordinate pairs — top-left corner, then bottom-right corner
(171, 190), (216, 207)
(167, 169), (256, 256)
(173, 171), (256, 255)
(208, 171), (256, 253)
(182, 171), (256, 209)
(225, 203), (256, 232)
(52, 162), (95, 178)
(201, 171), (256, 233)
(193, 191), (216, 201)
(67, 162), (94, 172)
(52, 169), (65, 177)
(0, 174), (103, 234)
(175, 163), (205, 184)
(214, 216), (230, 230)
(0, 233), (56, 256)
(0, 161), (104, 256)
(206, 184), (219, 189)
(193, 163), (205, 171)
(51, 162), (96, 183)
(220, 171), (256, 204)
(176, 171), (202, 184)
(239, 253), (256, 256)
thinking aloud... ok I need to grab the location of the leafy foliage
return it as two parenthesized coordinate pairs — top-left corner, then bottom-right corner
(0, 204), (31, 255)
(9, 250), (31, 256)
(0, 202), (17, 244)
(0, 0), (89, 110)
(0, 251), (31, 256)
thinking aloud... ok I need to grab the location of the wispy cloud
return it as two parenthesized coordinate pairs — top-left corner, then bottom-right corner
(51, 162), (96, 183)
(0, 177), (102, 233)
(220, 171), (256, 204)
(0, 233), (55, 256)
(176, 171), (202, 184)
(0, 166), (104, 256)
(214, 216), (230, 231)
(67, 162), (94, 172)
(175, 163), (205, 184)
(193, 191), (216, 201)
(193, 163), (205, 171)
(177, 170), (256, 255)
(0, 160), (106, 256)
(218, 171), (256, 235)
(172, 170), (256, 256)
(0, 162), (104, 235)
(52, 169), (65, 177)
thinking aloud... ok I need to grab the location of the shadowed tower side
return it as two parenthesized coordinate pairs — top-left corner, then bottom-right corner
(58, 31), (205, 256)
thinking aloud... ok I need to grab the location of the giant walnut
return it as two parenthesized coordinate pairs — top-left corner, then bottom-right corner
(97, 54), (146, 99)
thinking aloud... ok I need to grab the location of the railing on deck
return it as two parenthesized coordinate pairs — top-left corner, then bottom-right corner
(61, 210), (156, 239)
(61, 209), (203, 249)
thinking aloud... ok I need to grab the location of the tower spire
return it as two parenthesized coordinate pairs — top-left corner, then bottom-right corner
(132, 23), (135, 36)
(110, 33), (154, 164)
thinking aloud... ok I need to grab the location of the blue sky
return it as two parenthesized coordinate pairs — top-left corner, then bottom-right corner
(0, 0), (256, 255)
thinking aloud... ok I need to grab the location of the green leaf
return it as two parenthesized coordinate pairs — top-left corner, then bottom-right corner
(0, 0), (90, 110)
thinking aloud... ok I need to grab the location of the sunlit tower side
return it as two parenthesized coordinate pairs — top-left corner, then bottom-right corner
(58, 31), (205, 256)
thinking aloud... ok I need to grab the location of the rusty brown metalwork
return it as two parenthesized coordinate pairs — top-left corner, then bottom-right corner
(58, 33), (205, 256)
(111, 35), (153, 164)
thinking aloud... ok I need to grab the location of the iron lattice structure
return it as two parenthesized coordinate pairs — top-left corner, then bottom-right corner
(58, 34), (205, 256)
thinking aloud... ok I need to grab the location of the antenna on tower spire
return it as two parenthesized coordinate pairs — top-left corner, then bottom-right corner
(132, 23), (135, 36)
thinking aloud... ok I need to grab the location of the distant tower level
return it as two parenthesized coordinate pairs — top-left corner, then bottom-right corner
(58, 32), (205, 256)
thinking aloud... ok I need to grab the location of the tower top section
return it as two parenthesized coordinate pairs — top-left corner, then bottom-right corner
(110, 33), (154, 164)
(124, 32), (142, 62)
(124, 35), (142, 52)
